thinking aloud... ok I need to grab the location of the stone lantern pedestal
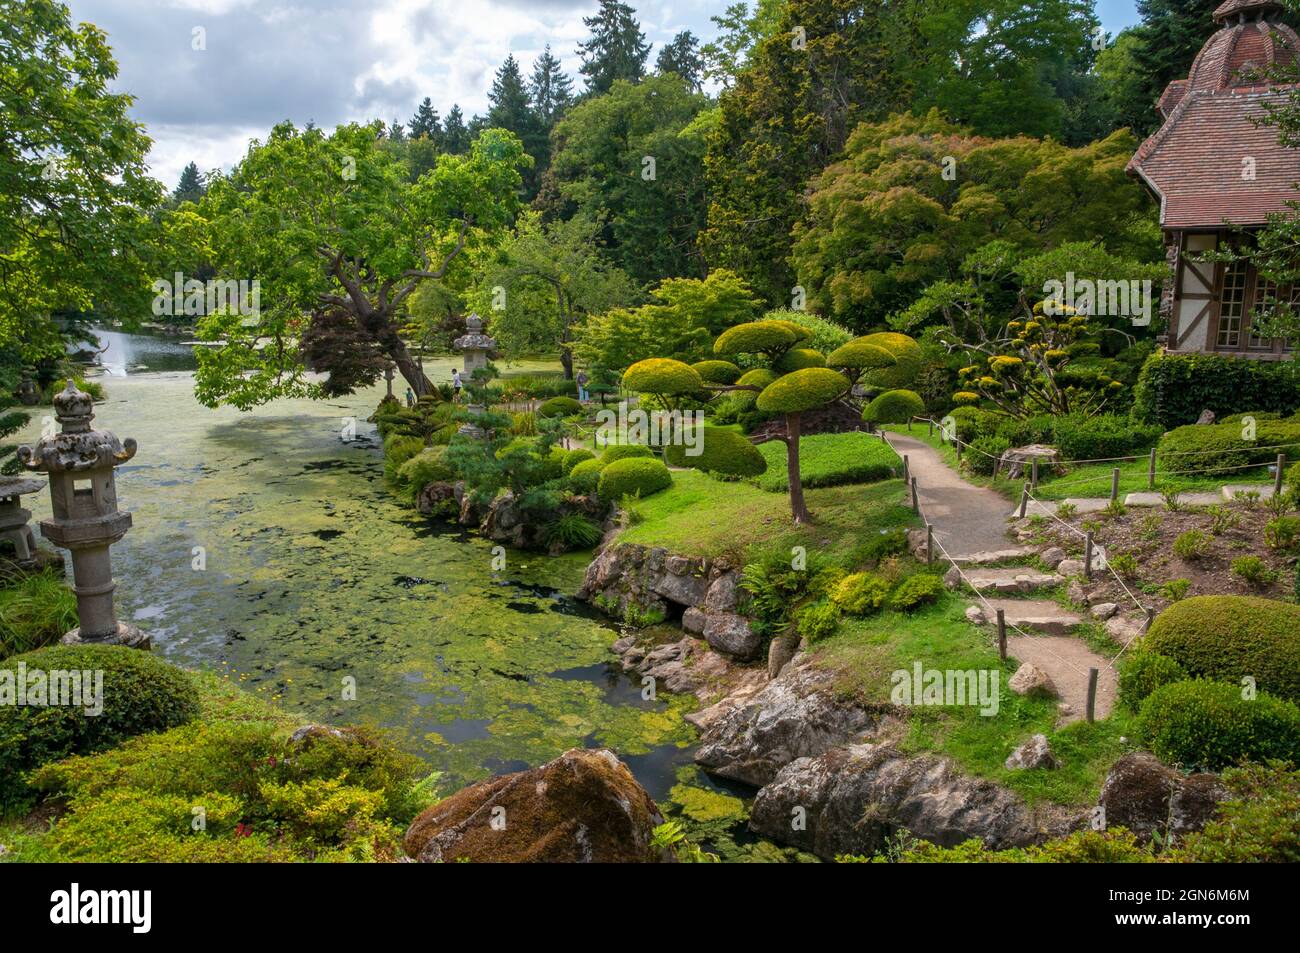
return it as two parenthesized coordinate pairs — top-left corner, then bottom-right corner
(453, 314), (496, 438)
(17, 381), (148, 649)
(0, 477), (48, 566)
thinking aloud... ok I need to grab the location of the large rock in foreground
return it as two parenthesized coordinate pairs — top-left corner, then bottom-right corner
(694, 660), (883, 786)
(749, 743), (1079, 859)
(1097, 752), (1227, 840)
(403, 748), (667, 863)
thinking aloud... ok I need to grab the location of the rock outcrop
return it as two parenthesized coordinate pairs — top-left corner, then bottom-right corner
(749, 743), (1079, 859)
(403, 748), (667, 863)
(694, 660), (884, 786)
(1097, 752), (1228, 840)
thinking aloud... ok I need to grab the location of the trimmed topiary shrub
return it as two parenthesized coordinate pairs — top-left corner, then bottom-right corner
(569, 457), (607, 481)
(1137, 680), (1300, 770)
(888, 574), (945, 611)
(0, 645), (201, 811)
(1118, 650), (1188, 709)
(597, 457), (673, 504)
(599, 444), (653, 464)
(537, 396), (583, 419)
(560, 448), (595, 475)
(664, 426), (767, 477)
(773, 347), (827, 373)
(690, 360), (742, 385)
(856, 332), (922, 390)
(863, 389), (925, 426)
(831, 572), (891, 615)
(825, 339), (895, 375)
(755, 368), (851, 414)
(1144, 596), (1300, 702)
(713, 320), (800, 356)
(622, 358), (705, 397)
(1052, 414), (1163, 461)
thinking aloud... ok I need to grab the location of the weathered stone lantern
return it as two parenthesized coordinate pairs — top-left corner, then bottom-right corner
(453, 314), (496, 438)
(17, 381), (148, 648)
(0, 477), (46, 564)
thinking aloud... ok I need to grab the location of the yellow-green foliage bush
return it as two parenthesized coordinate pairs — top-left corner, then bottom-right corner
(0, 645), (200, 811)
(863, 389), (925, 425)
(887, 574), (944, 611)
(714, 320), (800, 356)
(690, 360), (742, 385)
(1118, 650), (1187, 709)
(1175, 761), (1299, 863)
(1144, 596), (1300, 702)
(756, 368), (850, 414)
(856, 332), (922, 390)
(665, 426), (766, 477)
(831, 573), (891, 615)
(383, 434), (426, 485)
(570, 457), (607, 482)
(1137, 680), (1300, 770)
(396, 447), (455, 496)
(622, 358), (704, 396)
(773, 348), (826, 373)
(597, 457), (672, 504)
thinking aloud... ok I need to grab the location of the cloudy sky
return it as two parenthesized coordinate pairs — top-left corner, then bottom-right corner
(65, 0), (1141, 189)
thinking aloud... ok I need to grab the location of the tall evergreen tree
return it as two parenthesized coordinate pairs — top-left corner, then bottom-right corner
(442, 105), (470, 154)
(576, 0), (650, 95)
(489, 55), (546, 196)
(530, 44), (575, 128)
(173, 161), (205, 204)
(408, 96), (441, 139)
(387, 119), (407, 142)
(655, 30), (704, 91)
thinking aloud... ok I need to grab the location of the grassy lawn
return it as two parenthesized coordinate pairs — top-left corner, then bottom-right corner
(755, 431), (900, 492)
(617, 469), (917, 563)
(883, 424), (1271, 501)
(811, 593), (1136, 806)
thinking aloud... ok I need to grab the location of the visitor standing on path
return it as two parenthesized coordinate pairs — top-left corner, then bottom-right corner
(452, 369), (462, 400)
(404, 387), (414, 408)
(576, 369), (589, 402)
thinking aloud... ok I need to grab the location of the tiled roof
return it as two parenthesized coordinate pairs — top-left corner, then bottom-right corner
(1129, 86), (1300, 227)
(1213, 1), (1285, 24)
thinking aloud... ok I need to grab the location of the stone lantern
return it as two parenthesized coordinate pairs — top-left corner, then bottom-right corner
(17, 381), (148, 648)
(0, 477), (46, 565)
(452, 314), (496, 438)
(383, 363), (396, 400)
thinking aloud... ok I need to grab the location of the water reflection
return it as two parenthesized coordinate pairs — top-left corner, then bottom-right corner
(79, 326), (200, 376)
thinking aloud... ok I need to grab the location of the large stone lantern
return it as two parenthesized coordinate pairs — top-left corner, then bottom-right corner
(17, 381), (148, 648)
(453, 314), (496, 438)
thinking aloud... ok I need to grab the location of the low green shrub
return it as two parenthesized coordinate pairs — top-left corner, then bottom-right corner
(1137, 680), (1300, 770)
(597, 457), (672, 504)
(1144, 596), (1300, 702)
(1172, 529), (1212, 560)
(1052, 414), (1163, 461)
(797, 600), (841, 642)
(0, 571), (78, 660)
(569, 457), (606, 481)
(395, 447), (455, 497)
(382, 434), (426, 486)
(542, 513), (603, 550)
(599, 444), (653, 464)
(1231, 555), (1280, 589)
(887, 573), (945, 611)
(1157, 419), (1300, 476)
(755, 432), (898, 492)
(831, 572), (891, 615)
(560, 448), (595, 475)
(946, 406), (1004, 442)
(537, 396), (583, 419)
(1118, 650), (1188, 709)
(966, 435), (1010, 476)
(861, 828), (1156, 864)
(1175, 761), (1299, 863)
(1265, 515), (1300, 552)
(0, 645), (200, 811)
(863, 389), (925, 426)
(665, 426), (766, 477)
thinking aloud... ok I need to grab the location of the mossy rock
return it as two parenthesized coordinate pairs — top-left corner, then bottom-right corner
(537, 396), (583, 419)
(863, 389), (925, 426)
(756, 367), (850, 414)
(597, 457), (673, 504)
(622, 358), (704, 396)
(857, 332), (922, 389)
(0, 645), (201, 811)
(690, 360), (742, 385)
(1145, 596), (1300, 702)
(664, 426), (767, 477)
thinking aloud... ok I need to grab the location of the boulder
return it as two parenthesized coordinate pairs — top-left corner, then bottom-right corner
(965, 605), (987, 625)
(1195, 408), (1216, 425)
(1005, 734), (1056, 770)
(702, 573), (740, 613)
(1008, 663), (1057, 699)
(1090, 602), (1119, 621)
(1067, 580), (1091, 607)
(767, 630), (800, 680)
(416, 481), (458, 518)
(403, 748), (667, 863)
(1039, 547), (1067, 570)
(1097, 752), (1228, 840)
(702, 611), (762, 660)
(1057, 559), (1085, 577)
(695, 660), (881, 786)
(682, 606), (706, 635)
(749, 743), (1073, 859)
(649, 569), (708, 608)
(944, 565), (963, 589)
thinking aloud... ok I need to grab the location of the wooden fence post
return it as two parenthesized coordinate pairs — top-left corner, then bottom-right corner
(928, 418), (934, 436)
(911, 477), (919, 514)
(926, 523), (934, 567)
(1086, 668), (1099, 723)
(1148, 447), (1157, 490)
(1142, 606), (1155, 633)
(1031, 457), (1039, 490)
(1111, 467), (1121, 503)
(1084, 531), (1094, 580)
(996, 609), (1007, 662)
(1019, 483), (1030, 519)
(902, 454), (910, 483)
(1275, 453), (1287, 497)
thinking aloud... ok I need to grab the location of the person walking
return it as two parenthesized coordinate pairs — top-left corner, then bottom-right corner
(404, 387), (414, 408)
(451, 369), (462, 400)
(576, 369), (589, 403)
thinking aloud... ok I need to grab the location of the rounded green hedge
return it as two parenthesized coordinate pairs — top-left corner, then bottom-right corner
(863, 389), (925, 425)
(1144, 596), (1300, 702)
(1137, 680), (1300, 770)
(690, 360), (742, 385)
(857, 332), (922, 389)
(622, 358), (704, 396)
(1118, 651), (1188, 709)
(600, 444), (653, 464)
(537, 396), (583, 419)
(714, 321), (799, 356)
(773, 348), (827, 373)
(0, 645), (201, 810)
(597, 457), (673, 504)
(561, 448), (596, 475)
(825, 339), (895, 372)
(888, 574), (945, 612)
(665, 426), (767, 477)
(756, 368), (850, 414)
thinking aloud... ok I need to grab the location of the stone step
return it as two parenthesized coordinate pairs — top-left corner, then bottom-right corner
(945, 565), (1063, 595)
(1014, 498), (1110, 518)
(1123, 491), (1223, 507)
(1220, 483), (1277, 501)
(966, 598), (1084, 637)
(949, 546), (1037, 565)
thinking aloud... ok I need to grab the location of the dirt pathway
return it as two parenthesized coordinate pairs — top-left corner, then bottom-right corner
(886, 432), (1117, 724)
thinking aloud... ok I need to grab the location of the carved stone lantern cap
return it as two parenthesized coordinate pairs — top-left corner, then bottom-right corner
(16, 380), (137, 474)
(453, 313), (496, 352)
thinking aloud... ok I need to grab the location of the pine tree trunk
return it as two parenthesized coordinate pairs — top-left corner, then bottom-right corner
(388, 337), (435, 396)
(786, 411), (811, 524)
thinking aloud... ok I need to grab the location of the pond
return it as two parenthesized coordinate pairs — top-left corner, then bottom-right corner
(18, 329), (783, 860)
